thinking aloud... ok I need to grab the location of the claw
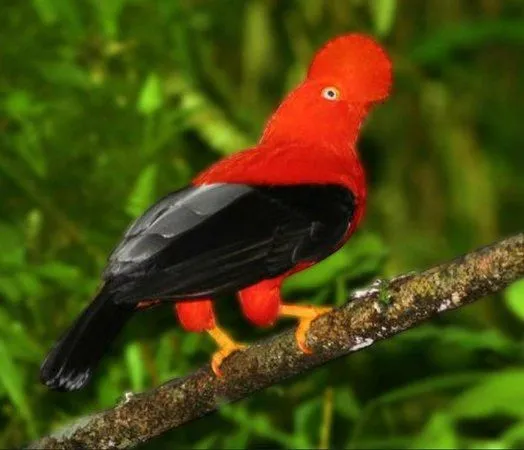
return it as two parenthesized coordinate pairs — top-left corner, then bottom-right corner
(207, 326), (246, 377)
(296, 317), (316, 354)
(211, 343), (246, 377)
(280, 304), (333, 354)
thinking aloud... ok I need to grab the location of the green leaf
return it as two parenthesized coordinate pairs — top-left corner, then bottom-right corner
(96, 363), (127, 408)
(221, 405), (293, 446)
(137, 73), (164, 116)
(13, 127), (48, 178)
(502, 421), (524, 447)
(3, 90), (42, 121)
(39, 61), (91, 89)
(222, 428), (250, 448)
(505, 279), (524, 320)
(411, 413), (457, 449)
(373, 372), (484, 406)
(451, 370), (524, 419)
(32, 0), (58, 24)
(411, 20), (524, 65)
(36, 262), (82, 289)
(194, 434), (219, 449)
(125, 342), (146, 392)
(0, 222), (26, 267)
(16, 272), (43, 298)
(242, 0), (273, 103)
(156, 332), (176, 381)
(178, 86), (252, 155)
(334, 388), (361, 420)
(398, 325), (517, 356)
(293, 398), (321, 448)
(284, 249), (353, 292)
(370, 0), (397, 37)
(0, 307), (42, 362)
(0, 341), (36, 437)
(90, 0), (126, 38)
(181, 331), (202, 357)
(283, 232), (387, 292)
(125, 164), (158, 218)
(0, 276), (23, 303)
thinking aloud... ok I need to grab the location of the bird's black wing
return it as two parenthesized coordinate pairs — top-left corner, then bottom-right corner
(104, 183), (355, 303)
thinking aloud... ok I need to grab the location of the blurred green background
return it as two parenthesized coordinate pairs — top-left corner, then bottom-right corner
(1, 0), (524, 448)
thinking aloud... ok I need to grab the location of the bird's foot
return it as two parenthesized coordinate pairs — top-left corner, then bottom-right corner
(280, 304), (333, 353)
(207, 326), (246, 377)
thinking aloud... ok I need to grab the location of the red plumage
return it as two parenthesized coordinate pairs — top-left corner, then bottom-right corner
(183, 33), (391, 333)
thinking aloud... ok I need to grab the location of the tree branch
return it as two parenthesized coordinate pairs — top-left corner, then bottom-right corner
(30, 233), (524, 449)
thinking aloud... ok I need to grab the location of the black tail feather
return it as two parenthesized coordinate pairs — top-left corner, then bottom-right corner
(40, 287), (134, 392)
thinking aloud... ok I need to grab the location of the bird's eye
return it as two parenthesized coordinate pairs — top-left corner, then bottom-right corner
(321, 87), (340, 101)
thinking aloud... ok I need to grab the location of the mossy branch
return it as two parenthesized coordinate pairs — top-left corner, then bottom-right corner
(30, 233), (524, 449)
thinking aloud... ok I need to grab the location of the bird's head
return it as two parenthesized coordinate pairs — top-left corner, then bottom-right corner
(261, 33), (392, 150)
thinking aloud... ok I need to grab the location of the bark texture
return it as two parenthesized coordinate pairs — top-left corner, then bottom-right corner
(30, 233), (524, 449)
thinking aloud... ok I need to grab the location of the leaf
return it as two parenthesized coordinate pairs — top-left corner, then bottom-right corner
(90, 0), (126, 38)
(374, 372), (485, 406)
(96, 363), (126, 408)
(293, 398), (321, 448)
(13, 127), (48, 178)
(502, 421), (524, 447)
(178, 85), (252, 155)
(181, 331), (202, 357)
(505, 279), (524, 321)
(0, 276), (23, 303)
(284, 249), (353, 292)
(32, 0), (58, 24)
(0, 307), (42, 362)
(39, 61), (91, 89)
(16, 272), (43, 298)
(411, 413), (457, 449)
(411, 20), (524, 66)
(222, 428), (250, 448)
(451, 370), (524, 419)
(370, 0), (397, 38)
(242, 0), (273, 102)
(36, 262), (82, 289)
(283, 232), (387, 292)
(0, 341), (36, 437)
(125, 342), (146, 392)
(125, 164), (158, 218)
(194, 434), (219, 449)
(156, 332), (176, 381)
(398, 325), (517, 356)
(334, 388), (361, 420)
(137, 73), (164, 116)
(0, 222), (26, 267)
(3, 90), (42, 121)
(221, 405), (293, 446)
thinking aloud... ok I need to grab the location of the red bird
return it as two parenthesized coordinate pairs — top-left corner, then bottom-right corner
(40, 33), (392, 391)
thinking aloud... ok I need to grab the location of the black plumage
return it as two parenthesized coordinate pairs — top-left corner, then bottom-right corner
(41, 183), (355, 390)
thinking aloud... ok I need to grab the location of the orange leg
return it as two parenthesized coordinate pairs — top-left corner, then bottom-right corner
(174, 298), (244, 377)
(207, 326), (246, 377)
(279, 304), (333, 353)
(238, 278), (333, 354)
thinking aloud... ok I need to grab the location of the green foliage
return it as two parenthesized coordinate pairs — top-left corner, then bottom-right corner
(0, 0), (523, 448)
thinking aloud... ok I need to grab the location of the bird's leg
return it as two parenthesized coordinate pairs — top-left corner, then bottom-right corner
(279, 304), (333, 353)
(207, 326), (246, 377)
(174, 299), (244, 377)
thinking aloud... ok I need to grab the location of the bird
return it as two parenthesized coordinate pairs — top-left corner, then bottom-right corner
(40, 33), (392, 391)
